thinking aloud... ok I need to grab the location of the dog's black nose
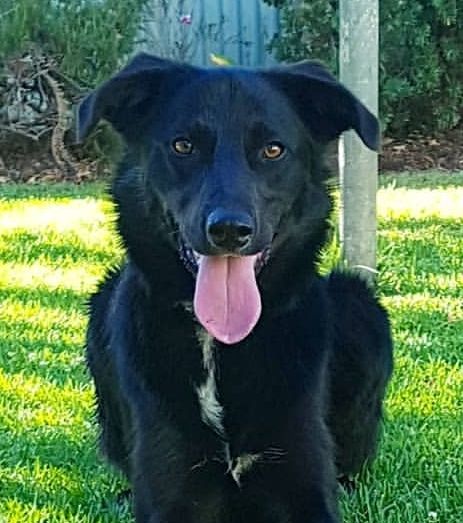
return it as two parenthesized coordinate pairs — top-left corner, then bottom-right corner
(206, 209), (254, 252)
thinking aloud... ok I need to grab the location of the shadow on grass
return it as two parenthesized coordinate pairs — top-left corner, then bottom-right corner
(0, 321), (88, 385)
(0, 417), (130, 521)
(0, 231), (118, 267)
(0, 429), (131, 521)
(379, 298), (463, 367)
(0, 182), (107, 201)
(0, 422), (97, 471)
(339, 412), (463, 522)
(378, 230), (462, 297)
(0, 284), (87, 309)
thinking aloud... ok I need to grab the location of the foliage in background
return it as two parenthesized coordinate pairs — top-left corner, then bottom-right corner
(0, 0), (151, 173)
(264, 0), (463, 137)
(1, 0), (462, 152)
(0, 0), (147, 88)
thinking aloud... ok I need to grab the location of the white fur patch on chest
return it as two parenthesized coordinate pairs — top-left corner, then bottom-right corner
(196, 330), (225, 436)
(194, 330), (274, 487)
(229, 452), (262, 487)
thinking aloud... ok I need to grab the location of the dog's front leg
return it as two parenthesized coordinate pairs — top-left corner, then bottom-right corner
(260, 457), (340, 523)
(131, 414), (229, 523)
(285, 419), (340, 523)
(251, 455), (341, 523)
(236, 411), (341, 523)
(133, 500), (190, 523)
(130, 417), (195, 523)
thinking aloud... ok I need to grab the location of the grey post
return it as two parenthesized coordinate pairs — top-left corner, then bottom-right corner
(339, 0), (379, 284)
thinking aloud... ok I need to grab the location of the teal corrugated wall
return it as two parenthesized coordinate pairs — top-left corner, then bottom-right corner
(138, 0), (280, 67)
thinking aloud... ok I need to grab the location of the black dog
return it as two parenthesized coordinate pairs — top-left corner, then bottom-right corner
(78, 54), (393, 523)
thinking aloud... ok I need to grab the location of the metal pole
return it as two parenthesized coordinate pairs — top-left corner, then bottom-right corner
(339, 0), (379, 284)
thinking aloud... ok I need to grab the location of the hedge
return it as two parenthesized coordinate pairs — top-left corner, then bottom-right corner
(1, 1), (461, 137)
(264, 0), (463, 137)
(0, 0), (147, 88)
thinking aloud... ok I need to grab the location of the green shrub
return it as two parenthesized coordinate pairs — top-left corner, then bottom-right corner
(0, 0), (147, 87)
(265, 0), (463, 136)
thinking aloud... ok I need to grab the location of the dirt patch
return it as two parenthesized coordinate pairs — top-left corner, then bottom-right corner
(380, 127), (463, 172)
(0, 134), (98, 184)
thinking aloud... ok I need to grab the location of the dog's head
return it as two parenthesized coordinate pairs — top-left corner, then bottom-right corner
(78, 53), (379, 344)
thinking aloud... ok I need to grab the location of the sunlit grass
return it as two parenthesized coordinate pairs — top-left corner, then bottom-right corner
(0, 174), (462, 522)
(0, 262), (109, 293)
(378, 187), (463, 220)
(339, 172), (463, 523)
(0, 184), (130, 523)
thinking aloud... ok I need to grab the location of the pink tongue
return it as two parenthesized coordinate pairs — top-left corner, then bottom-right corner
(194, 255), (262, 345)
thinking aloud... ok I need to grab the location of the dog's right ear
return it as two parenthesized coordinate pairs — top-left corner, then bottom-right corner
(76, 53), (189, 142)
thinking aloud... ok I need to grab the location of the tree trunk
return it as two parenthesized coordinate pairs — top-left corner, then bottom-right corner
(339, 0), (379, 284)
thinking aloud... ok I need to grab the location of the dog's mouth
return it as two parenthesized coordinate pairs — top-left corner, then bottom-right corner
(179, 238), (271, 345)
(179, 240), (271, 277)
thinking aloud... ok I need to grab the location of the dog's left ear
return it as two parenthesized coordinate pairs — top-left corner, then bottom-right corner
(76, 53), (191, 142)
(262, 61), (380, 151)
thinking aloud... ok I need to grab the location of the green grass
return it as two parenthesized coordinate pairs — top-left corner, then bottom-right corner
(0, 173), (462, 522)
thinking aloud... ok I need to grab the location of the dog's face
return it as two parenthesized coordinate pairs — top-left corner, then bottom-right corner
(150, 71), (305, 257)
(78, 54), (379, 344)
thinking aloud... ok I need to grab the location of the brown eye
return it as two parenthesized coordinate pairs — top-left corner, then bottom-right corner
(172, 138), (194, 155)
(262, 141), (285, 160)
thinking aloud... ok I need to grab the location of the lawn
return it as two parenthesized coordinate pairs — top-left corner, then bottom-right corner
(0, 172), (462, 522)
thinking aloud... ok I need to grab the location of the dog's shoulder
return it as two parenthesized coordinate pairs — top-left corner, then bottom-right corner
(325, 270), (389, 319)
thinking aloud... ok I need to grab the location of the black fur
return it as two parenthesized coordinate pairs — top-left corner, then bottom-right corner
(81, 54), (393, 523)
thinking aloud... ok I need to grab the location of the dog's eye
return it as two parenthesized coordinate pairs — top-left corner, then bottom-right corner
(262, 142), (285, 160)
(172, 138), (194, 155)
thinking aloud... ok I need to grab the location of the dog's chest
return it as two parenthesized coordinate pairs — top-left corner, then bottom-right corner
(195, 329), (263, 486)
(195, 329), (225, 437)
